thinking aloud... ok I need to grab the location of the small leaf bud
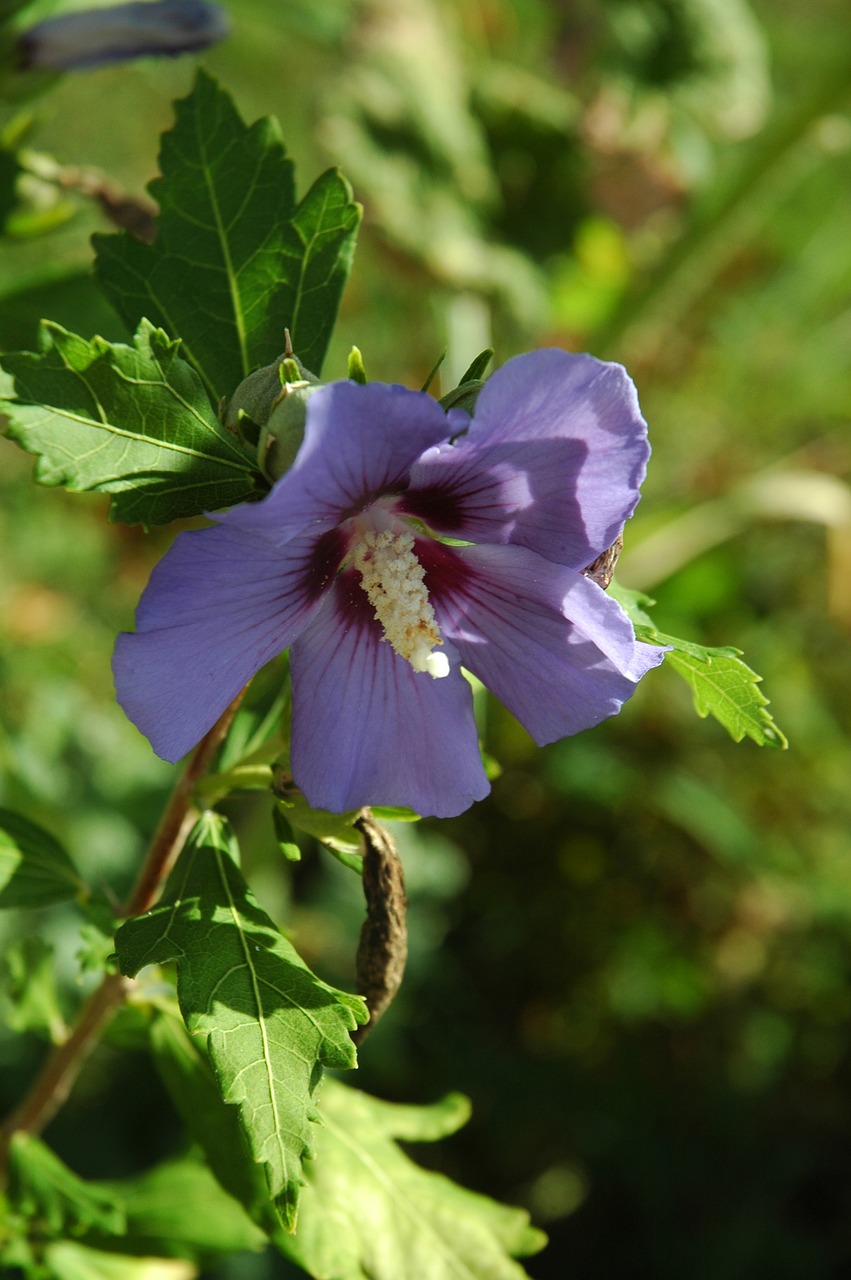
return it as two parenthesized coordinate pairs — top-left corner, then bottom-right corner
(347, 346), (367, 384)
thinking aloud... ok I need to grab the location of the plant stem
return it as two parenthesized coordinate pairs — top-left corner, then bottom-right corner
(0, 692), (245, 1169)
(122, 691), (245, 917)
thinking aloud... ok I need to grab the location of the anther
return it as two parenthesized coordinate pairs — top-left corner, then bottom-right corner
(352, 528), (449, 678)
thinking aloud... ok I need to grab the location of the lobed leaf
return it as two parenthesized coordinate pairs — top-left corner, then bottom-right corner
(279, 1080), (547, 1280)
(612, 583), (788, 749)
(1, 319), (259, 525)
(114, 812), (366, 1230)
(93, 70), (361, 401)
(0, 807), (83, 909)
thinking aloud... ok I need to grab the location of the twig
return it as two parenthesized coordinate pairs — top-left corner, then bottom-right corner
(20, 150), (158, 243)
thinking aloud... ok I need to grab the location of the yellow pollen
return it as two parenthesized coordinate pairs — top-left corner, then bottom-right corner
(352, 528), (449, 679)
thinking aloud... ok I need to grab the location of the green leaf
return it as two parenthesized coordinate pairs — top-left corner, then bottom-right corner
(280, 1080), (547, 1280)
(2, 937), (67, 1041)
(272, 808), (302, 863)
(147, 1004), (285, 1242)
(93, 70), (361, 401)
(664, 649), (789, 749)
(41, 1241), (192, 1280)
(273, 792), (360, 847)
(371, 806), (422, 823)
(6, 1134), (126, 1240)
(1, 320), (259, 525)
(96, 1155), (267, 1262)
(282, 166), (362, 376)
(0, 147), (20, 230)
(457, 348), (494, 384)
(0, 808), (83, 908)
(114, 812), (366, 1230)
(612, 583), (788, 748)
(439, 348), (494, 414)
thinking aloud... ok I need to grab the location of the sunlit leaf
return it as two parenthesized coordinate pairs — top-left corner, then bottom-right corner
(148, 1005), (285, 1242)
(613, 583), (788, 748)
(279, 1080), (547, 1280)
(1, 320), (259, 525)
(42, 1241), (194, 1280)
(114, 812), (366, 1230)
(93, 71), (360, 402)
(664, 649), (789, 749)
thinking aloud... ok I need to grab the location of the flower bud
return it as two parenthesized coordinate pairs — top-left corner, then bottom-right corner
(225, 350), (318, 446)
(258, 380), (322, 482)
(18, 1), (230, 72)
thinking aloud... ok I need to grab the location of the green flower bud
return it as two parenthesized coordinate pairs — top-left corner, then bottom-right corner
(224, 345), (318, 445)
(258, 380), (322, 482)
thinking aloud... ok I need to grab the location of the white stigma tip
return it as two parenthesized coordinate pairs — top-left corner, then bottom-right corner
(410, 644), (450, 679)
(425, 651), (450, 679)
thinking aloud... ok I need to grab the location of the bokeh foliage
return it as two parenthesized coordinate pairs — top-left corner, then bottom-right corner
(2, 0), (851, 1277)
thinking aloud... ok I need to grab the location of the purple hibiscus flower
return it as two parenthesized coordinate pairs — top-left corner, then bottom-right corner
(18, 1), (229, 72)
(113, 349), (666, 818)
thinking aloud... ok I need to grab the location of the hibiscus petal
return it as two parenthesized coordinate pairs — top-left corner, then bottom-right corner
(424, 541), (666, 745)
(218, 381), (452, 543)
(113, 525), (338, 762)
(401, 349), (649, 570)
(289, 572), (490, 818)
(19, 1), (229, 71)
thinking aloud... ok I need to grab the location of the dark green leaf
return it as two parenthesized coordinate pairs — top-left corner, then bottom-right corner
(280, 1081), (547, 1280)
(0, 807), (82, 908)
(457, 348), (494, 384)
(0, 147), (20, 229)
(2, 937), (67, 1041)
(93, 71), (361, 401)
(0, 264), (129, 353)
(280, 166), (362, 376)
(1, 320), (259, 525)
(114, 813), (366, 1230)
(6, 1134), (126, 1240)
(439, 351), (491, 415)
(612, 583), (788, 748)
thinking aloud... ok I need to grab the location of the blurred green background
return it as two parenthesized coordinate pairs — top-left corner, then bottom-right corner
(2, 1), (851, 1276)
